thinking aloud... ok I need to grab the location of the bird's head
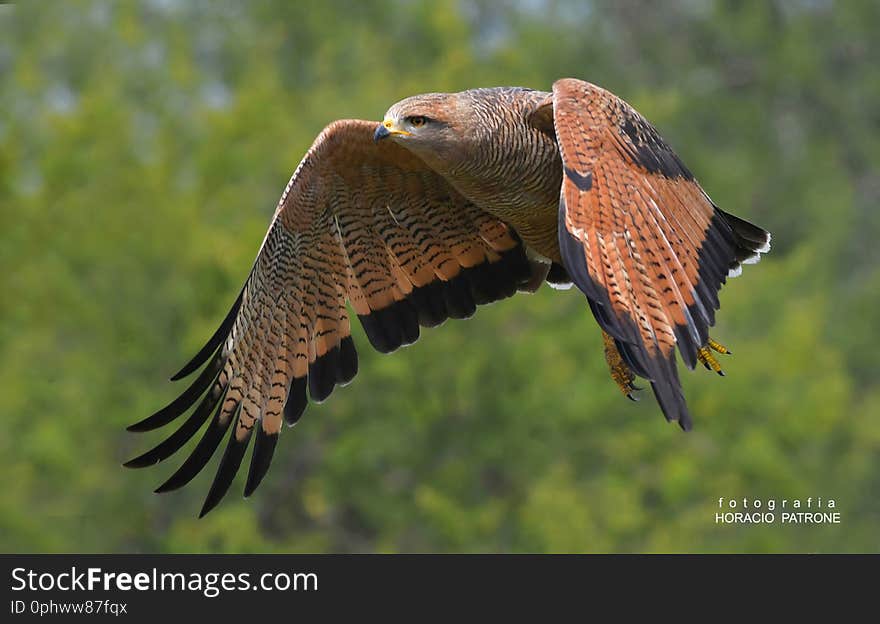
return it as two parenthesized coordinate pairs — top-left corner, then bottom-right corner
(374, 93), (465, 167)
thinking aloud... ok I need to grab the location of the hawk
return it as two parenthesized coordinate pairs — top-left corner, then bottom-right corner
(126, 78), (770, 516)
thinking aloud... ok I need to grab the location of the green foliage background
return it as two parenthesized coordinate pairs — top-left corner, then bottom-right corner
(1, 0), (878, 553)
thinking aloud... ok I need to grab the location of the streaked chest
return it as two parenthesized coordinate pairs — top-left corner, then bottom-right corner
(447, 125), (563, 257)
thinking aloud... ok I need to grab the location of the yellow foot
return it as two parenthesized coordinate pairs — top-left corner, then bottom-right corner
(697, 337), (732, 376)
(603, 331), (641, 401)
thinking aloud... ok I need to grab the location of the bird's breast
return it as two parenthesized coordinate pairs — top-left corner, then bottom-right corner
(446, 125), (564, 261)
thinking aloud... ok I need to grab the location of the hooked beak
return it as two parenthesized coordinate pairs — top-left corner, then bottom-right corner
(373, 124), (390, 142)
(374, 119), (411, 143)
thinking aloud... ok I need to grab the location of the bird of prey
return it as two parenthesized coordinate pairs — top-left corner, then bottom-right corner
(126, 78), (770, 517)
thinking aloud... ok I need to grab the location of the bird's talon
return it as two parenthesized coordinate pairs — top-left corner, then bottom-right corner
(697, 339), (729, 376)
(707, 337), (731, 355)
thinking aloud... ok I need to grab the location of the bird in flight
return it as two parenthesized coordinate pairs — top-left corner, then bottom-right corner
(126, 78), (770, 517)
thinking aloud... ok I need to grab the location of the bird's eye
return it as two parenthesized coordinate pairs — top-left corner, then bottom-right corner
(408, 116), (428, 128)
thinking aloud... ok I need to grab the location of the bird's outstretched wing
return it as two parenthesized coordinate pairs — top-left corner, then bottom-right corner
(543, 78), (769, 429)
(125, 120), (531, 516)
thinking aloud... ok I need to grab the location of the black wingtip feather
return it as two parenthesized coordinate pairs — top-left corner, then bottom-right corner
(398, 299), (421, 345)
(673, 324), (699, 371)
(169, 289), (244, 382)
(410, 282), (448, 327)
(648, 353), (692, 431)
(442, 276), (476, 320)
(502, 245), (532, 283)
(128, 349), (225, 432)
(463, 262), (500, 305)
(283, 377), (307, 427)
(650, 380), (692, 431)
(358, 306), (401, 353)
(706, 209), (770, 279)
(309, 346), (339, 403)
(374, 305), (405, 352)
(198, 413), (253, 518)
(154, 400), (238, 494)
(337, 336), (358, 384)
(471, 249), (530, 302)
(124, 382), (226, 468)
(243, 429), (279, 498)
(716, 208), (770, 248)
(358, 298), (422, 354)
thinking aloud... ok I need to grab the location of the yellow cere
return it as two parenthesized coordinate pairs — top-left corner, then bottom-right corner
(382, 119), (411, 136)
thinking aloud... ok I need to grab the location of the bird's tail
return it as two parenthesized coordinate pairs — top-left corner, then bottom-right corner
(716, 208), (771, 278)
